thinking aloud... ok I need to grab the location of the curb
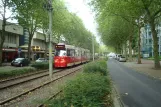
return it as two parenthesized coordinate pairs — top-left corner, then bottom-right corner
(112, 85), (124, 107)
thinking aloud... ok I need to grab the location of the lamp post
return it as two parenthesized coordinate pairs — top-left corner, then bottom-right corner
(48, 0), (53, 80)
(88, 36), (94, 61)
(44, 0), (53, 80)
(92, 35), (94, 61)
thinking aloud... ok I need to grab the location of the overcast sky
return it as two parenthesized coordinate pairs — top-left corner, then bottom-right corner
(1, 0), (100, 43)
(64, 0), (100, 43)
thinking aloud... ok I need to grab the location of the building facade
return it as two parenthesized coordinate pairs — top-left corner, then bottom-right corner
(141, 24), (161, 57)
(19, 30), (57, 60)
(1, 19), (57, 62)
(0, 20), (23, 62)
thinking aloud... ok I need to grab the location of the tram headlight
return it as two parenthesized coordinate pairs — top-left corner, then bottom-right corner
(55, 59), (58, 63)
(61, 59), (65, 63)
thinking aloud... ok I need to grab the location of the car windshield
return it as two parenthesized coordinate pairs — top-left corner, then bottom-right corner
(118, 55), (122, 57)
(15, 58), (24, 61)
(55, 50), (66, 56)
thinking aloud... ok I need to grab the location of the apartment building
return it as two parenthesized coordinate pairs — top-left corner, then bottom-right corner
(19, 30), (57, 60)
(141, 24), (161, 57)
(0, 19), (57, 62)
(0, 20), (23, 62)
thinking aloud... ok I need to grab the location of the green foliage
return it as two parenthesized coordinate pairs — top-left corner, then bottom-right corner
(48, 73), (112, 107)
(89, 0), (161, 68)
(83, 60), (108, 76)
(0, 67), (35, 78)
(147, 56), (161, 61)
(45, 59), (112, 107)
(30, 62), (49, 70)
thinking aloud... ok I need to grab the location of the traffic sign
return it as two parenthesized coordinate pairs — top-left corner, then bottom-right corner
(18, 48), (21, 53)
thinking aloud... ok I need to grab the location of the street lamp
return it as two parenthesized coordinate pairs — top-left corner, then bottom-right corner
(88, 36), (95, 61)
(44, 0), (53, 80)
(92, 35), (94, 61)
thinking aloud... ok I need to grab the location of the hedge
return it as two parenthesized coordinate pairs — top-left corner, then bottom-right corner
(46, 60), (113, 107)
(30, 62), (49, 70)
(0, 67), (35, 78)
(83, 60), (108, 76)
(48, 73), (113, 107)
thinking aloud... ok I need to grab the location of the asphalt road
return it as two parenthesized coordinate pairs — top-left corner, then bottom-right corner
(108, 59), (161, 107)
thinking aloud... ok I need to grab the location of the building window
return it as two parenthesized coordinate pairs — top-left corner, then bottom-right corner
(149, 39), (152, 44)
(148, 31), (151, 37)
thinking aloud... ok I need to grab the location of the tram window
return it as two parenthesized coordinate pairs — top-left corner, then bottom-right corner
(67, 49), (75, 56)
(70, 49), (75, 57)
(67, 49), (70, 56)
(55, 50), (66, 56)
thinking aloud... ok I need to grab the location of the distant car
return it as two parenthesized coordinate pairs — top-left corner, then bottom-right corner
(11, 58), (30, 67)
(119, 56), (126, 62)
(35, 58), (47, 63)
(108, 56), (113, 59)
(117, 54), (122, 60)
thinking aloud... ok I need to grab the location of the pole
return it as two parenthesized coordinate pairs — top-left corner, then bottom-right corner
(48, 0), (53, 80)
(92, 35), (94, 61)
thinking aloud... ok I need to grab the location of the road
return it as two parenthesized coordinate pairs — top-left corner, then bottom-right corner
(108, 59), (161, 107)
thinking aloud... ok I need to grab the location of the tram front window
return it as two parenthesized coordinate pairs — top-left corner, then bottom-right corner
(55, 50), (66, 56)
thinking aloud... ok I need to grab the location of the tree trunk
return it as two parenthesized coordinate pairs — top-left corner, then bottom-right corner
(129, 35), (133, 62)
(44, 35), (48, 59)
(44, 42), (48, 59)
(0, 40), (4, 66)
(27, 33), (32, 62)
(128, 22), (134, 62)
(150, 19), (160, 69)
(137, 26), (142, 64)
(0, 19), (6, 66)
(125, 43), (128, 60)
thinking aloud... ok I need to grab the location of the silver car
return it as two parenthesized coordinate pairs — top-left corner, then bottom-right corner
(117, 54), (122, 60)
(35, 58), (47, 63)
(119, 56), (126, 62)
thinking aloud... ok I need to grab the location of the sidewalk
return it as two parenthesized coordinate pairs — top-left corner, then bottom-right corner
(123, 59), (161, 79)
(2, 62), (11, 66)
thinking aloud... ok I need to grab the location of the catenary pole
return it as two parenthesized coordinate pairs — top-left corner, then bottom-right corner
(92, 35), (94, 61)
(48, 0), (53, 80)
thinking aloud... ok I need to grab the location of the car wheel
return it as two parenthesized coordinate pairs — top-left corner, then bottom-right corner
(20, 64), (23, 67)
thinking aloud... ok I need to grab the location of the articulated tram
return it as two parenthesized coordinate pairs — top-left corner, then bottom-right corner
(54, 43), (90, 68)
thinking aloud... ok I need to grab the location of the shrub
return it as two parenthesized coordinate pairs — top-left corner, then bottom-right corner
(30, 62), (49, 70)
(0, 67), (35, 78)
(48, 73), (112, 107)
(83, 60), (108, 76)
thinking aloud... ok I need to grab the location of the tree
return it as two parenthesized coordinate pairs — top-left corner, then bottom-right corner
(0, 0), (14, 66)
(39, 10), (48, 59)
(12, 0), (44, 61)
(140, 0), (161, 68)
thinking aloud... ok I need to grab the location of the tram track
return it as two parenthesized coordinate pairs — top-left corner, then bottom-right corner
(0, 65), (82, 106)
(0, 69), (48, 83)
(0, 69), (63, 90)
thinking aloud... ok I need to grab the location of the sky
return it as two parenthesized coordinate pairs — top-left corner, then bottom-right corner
(64, 0), (100, 43)
(0, 0), (100, 43)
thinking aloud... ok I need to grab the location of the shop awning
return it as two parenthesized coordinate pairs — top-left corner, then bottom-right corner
(20, 44), (28, 49)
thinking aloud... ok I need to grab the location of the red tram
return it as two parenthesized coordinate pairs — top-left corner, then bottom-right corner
(54, 43), (90, 68)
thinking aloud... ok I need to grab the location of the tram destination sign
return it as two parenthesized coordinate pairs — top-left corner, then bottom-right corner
(55, 45), (65, 50)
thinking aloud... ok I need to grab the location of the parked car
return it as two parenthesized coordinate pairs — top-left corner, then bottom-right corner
(11, 58), (30, 67)
(117, 54), (122, 60)
(108, 56), (114, 59)
(115, 54), (118, 60)
(35, 58), (47, 63)
(119, 56), (126, 62)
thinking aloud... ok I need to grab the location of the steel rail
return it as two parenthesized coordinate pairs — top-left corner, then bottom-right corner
(0, 67), (81, 105)
(0, 69), (63, 90)
(0, 69), (48, 83)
